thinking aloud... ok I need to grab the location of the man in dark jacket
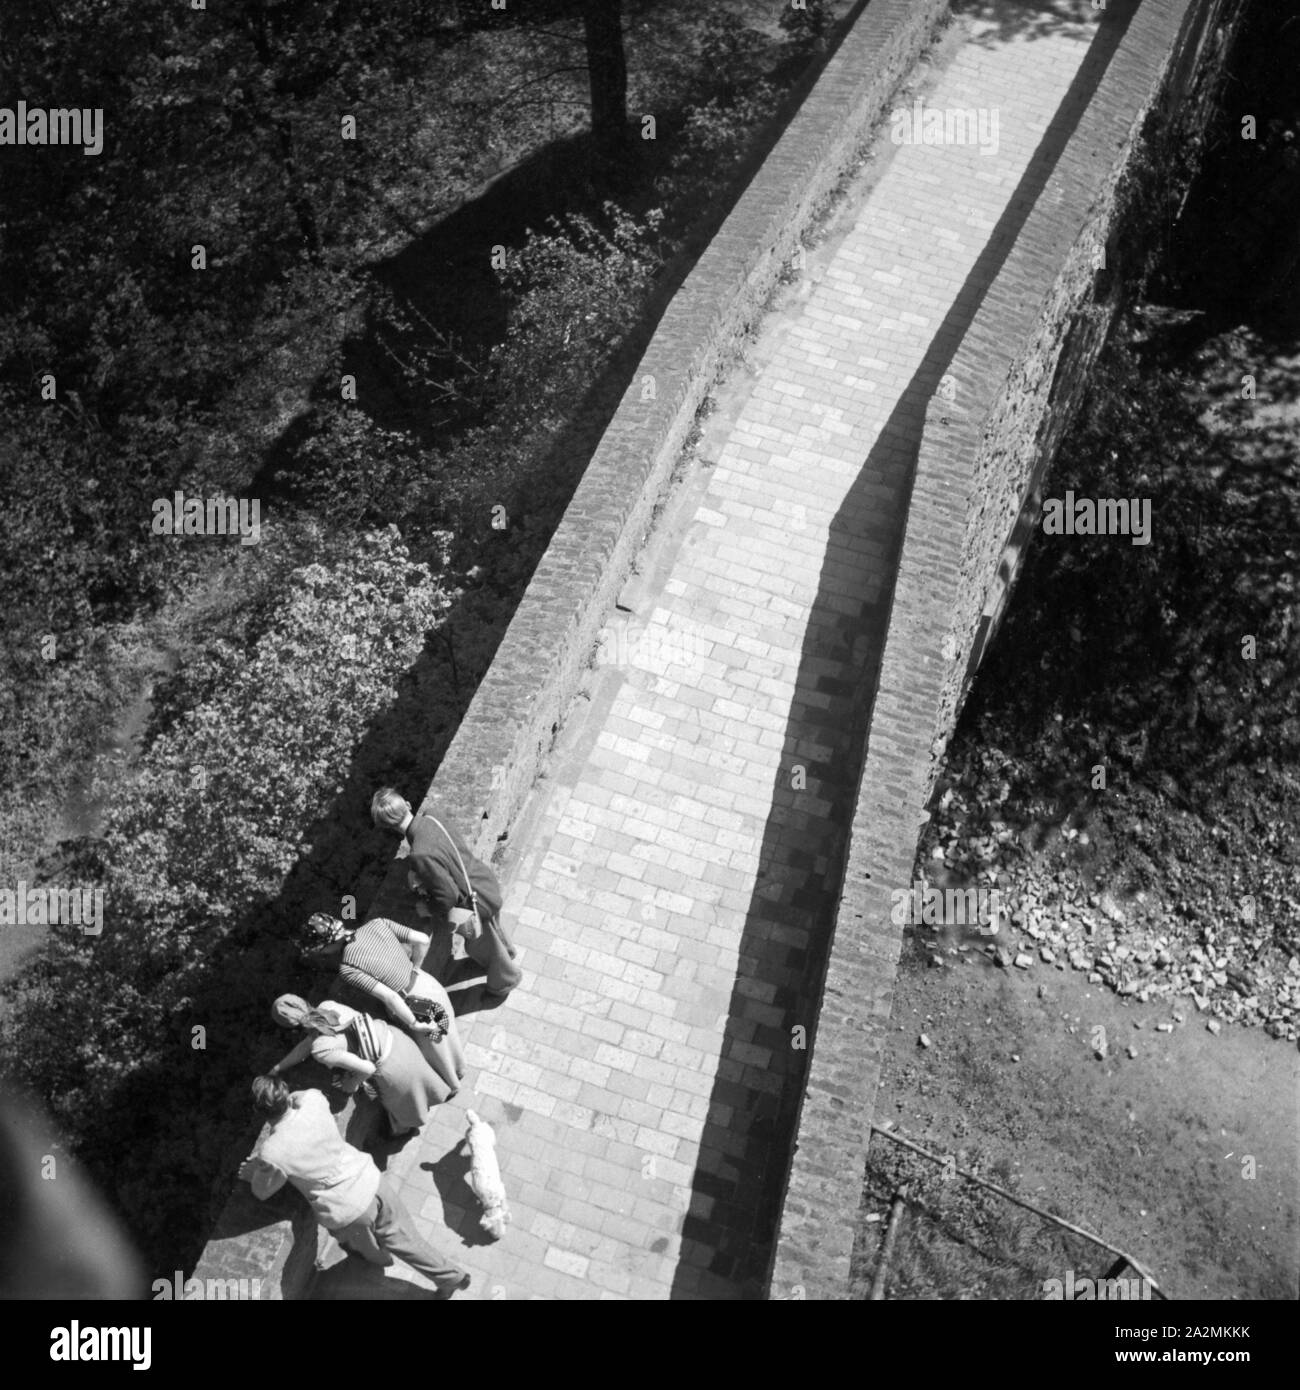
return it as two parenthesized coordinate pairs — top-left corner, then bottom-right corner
(371, 787), (523, 998)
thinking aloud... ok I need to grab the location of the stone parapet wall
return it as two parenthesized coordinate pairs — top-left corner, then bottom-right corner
(191, 0), (950, 1298)
(768, 0), (1245, 1301)
(418, 0), (950, 871)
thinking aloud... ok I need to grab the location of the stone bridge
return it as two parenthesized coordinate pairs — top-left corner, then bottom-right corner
(195, 0), (1243, 1299)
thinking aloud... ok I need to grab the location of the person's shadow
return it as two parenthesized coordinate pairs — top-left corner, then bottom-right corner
(444, 956), (486, 989)
(311, 1253), (445, 1300)
(447, 978), (511, 1018)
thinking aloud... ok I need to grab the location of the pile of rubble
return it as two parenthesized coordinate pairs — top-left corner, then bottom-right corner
(918, 784), (1300, 1045)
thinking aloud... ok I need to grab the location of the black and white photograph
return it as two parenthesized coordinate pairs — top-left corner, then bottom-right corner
(0, 0), (1296, 1360)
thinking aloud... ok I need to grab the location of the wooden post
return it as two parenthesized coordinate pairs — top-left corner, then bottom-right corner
(868, 1188), (909, 1301)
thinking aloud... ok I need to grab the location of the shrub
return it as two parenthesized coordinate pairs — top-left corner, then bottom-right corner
(0, 525), (454, 1266)
(490, 204), (663, 430)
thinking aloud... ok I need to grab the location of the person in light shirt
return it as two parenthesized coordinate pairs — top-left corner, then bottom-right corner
(239, 1077), (469, 1296)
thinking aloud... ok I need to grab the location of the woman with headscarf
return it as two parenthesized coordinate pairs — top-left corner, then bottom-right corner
(302, 913), (466, 1095)
(267, 995), (451, 1138)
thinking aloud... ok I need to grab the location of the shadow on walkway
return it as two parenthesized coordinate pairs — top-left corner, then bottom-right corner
(667, 0), (1139, 1298)
(311, 1254), (443, 1300)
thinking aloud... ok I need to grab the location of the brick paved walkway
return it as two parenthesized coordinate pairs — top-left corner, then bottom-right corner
(324, 1), (1104, 1300)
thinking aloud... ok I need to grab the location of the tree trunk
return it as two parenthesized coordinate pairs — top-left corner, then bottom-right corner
(582, 0), (628, 167)
(243, 1), (323, 261)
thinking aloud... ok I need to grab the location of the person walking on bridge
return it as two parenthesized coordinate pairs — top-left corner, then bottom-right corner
(371, 787), (523, 1000)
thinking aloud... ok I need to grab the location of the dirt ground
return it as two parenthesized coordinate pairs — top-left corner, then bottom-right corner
(861, 913), (1299, 1300)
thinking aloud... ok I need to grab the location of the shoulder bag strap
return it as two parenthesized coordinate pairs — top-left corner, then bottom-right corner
(424, 815), (515, 956)
(423, 815), (480, 921)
